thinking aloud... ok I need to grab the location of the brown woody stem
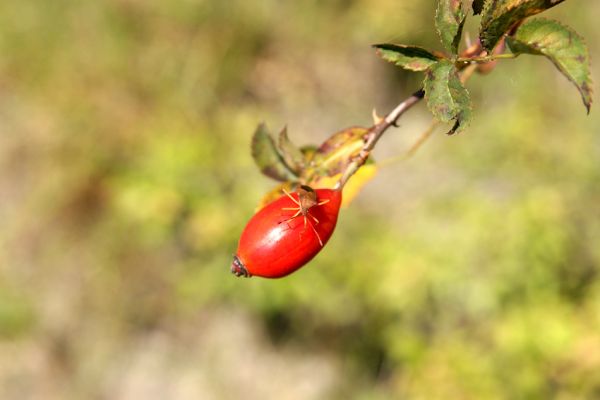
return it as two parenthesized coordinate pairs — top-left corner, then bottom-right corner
(335, 89), (424, 190)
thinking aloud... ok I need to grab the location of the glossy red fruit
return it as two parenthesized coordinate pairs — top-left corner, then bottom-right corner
(231, 187), (342, 278)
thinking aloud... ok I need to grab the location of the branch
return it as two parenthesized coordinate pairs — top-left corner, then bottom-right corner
(335, 89), (424, 189)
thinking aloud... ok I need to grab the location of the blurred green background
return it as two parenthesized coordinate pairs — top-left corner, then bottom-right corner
(1, 1), (599, 399)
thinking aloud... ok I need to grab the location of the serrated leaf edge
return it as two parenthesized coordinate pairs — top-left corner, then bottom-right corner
(423, 61), (473, 134)
(251, 122), (299, 182)
(480, 0), (567, 51)
(508, 18), (594, 113)
(373, 44), (442, 72)
(435, 0), (467, 54)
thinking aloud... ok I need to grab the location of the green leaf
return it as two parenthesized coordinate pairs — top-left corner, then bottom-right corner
(312, 127), (368, 176)
(472, 0), (485, 15)
(436, 0), (466, 54)
(256, 181), (296, 211)
(507, 18), (593, 112)
(373, 44), (442, 72)
(277, 126), (305, 174)
(480, 0), (566, 51)
(424, 60), (472, 134)
(424, 61), (457, 123)
(447, 74), (473, 135)
(251, 123), (298, 182)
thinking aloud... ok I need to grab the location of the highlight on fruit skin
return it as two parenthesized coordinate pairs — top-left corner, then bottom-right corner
(231, 186), (342, 278)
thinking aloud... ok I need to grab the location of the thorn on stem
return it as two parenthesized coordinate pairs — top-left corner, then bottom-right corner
(372, 108), (384, 125)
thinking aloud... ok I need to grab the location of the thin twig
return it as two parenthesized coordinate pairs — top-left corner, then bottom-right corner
(335, 89), (424, 189)
(457, 53), (517, 63)
(379, 119), (442, 167)
(459, 63), (478, 84)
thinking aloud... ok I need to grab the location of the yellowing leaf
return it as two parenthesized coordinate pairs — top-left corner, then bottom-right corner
(308, 162), (377, 207)
(340, 163), (377, 207)
(312, 127), (368, 176)
(255, 181), (296, 211)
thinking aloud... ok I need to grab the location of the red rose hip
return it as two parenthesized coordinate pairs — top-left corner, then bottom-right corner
(231, 186), (342, 278)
